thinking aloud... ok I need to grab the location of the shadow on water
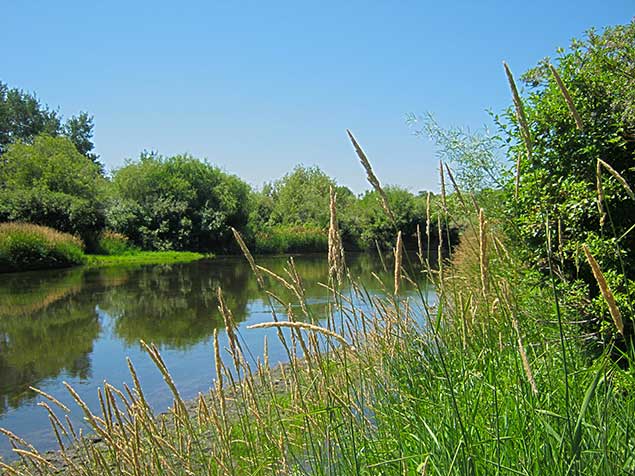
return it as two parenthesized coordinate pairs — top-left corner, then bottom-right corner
(0, 253), (432, 459)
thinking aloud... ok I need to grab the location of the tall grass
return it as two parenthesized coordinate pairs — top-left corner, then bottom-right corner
(0, 223), (85, 273)
(2, 138), (635, 475)
(253, 225), (328, 254)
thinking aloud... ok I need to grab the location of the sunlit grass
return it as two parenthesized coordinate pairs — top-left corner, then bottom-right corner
(85, 251), (207, 267)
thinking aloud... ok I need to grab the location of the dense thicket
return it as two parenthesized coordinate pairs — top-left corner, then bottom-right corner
(503, 20), (635, 342)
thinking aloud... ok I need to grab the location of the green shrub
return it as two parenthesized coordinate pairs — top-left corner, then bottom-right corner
(95, 230), (138, 255)
(0, 222), (86, 272)
(253, 225), (327, 254)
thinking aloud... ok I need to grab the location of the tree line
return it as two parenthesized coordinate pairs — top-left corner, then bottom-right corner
(0, 86), (446, 254)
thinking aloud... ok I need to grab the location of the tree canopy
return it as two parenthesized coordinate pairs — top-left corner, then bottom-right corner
(107, 153), (252, 251)
(0, 135), (106, 246)
(0, 82), (100, 169)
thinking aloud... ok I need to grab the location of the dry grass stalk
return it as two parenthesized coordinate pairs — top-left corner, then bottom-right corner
(0, 461), (20, 475)
(511, 317), (538, 395)
(582, 244), (624, 335)
(503, 62), (532, 160)
(231, 226), (265, 288)
(374, 239), (388, 273)
(479, 209), (489, 296)
(217, 287), (244, 371)
(328, 185), (345, 285)
(598, 158), (635, 201)
(549, 64), (584, 131)
(596, 159), (607, 227)
(444, 163), (470, 212)
(12, 449), (57, 470)
(257, 265), (295, 294)
(416, 224), (424, 265)
(346, 129), (396, 222)
(394, 231), (403, 294)
(139, 341), (189, 417)
(439, 160), (447, 212)
(212, 329), (228, 425)
(247, 321), (351, 348)
(28, 386), (71, 414)
(0, 428), (31, 450)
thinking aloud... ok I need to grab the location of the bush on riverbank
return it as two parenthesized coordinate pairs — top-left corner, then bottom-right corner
(0, 223), (85, 272)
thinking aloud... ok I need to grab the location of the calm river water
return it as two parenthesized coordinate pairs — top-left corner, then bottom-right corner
(0, 253), (433, 460)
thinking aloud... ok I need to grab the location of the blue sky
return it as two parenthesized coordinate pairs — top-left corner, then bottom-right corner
(2, 1), (633, 193)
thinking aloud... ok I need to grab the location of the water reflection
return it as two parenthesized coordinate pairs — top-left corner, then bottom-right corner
(0, 253), (430, 459)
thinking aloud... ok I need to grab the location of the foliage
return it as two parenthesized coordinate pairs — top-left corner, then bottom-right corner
(0, 82), (100, 168)
(409, 112), (507, 192)
(501, 20), (635, 341)
(107, 152), (251, 252)
(350, 186), (425, 249)
(261, 165), (337, 228)
(0, 222), (85, 272)
(0, 135), (106, 247)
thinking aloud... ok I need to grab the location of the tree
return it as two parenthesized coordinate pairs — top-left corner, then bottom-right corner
(63, 112), (99, 167)
(353, 186), (424, 250)
(0, 81), (101, 169)
(504, 21), (635, 268)
(409, 112), (506, 193)
(107, 153), (252, 251)
(0, 134), (106, 246)
(0, 82), (60, 155)
(266, 165), (336, 228)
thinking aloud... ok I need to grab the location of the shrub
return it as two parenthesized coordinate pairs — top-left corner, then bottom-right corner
(0, 222), (85, 272)
(95, 230), (138, 255)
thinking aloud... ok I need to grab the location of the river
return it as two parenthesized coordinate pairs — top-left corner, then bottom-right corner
(0, 253), (434, 460)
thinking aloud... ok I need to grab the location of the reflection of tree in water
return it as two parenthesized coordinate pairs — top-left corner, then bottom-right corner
(0, 254), (413, 419)
(98, 261), (257, 349)
(0, 294), (99, 416)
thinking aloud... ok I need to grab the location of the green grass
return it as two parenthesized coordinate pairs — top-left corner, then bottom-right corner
(253, 224), (328, 254)
(85, 251), (207, 267)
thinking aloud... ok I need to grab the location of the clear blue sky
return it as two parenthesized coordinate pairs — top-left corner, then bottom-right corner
(2, 1), (633, 193)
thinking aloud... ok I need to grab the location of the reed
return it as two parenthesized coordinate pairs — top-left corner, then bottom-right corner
(583, 244), (624, 335)
(549, 63), (584, 131)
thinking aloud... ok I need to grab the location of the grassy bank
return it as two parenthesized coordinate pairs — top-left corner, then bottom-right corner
(85, 251), (207, 267)
(0, 223), (85, 273)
